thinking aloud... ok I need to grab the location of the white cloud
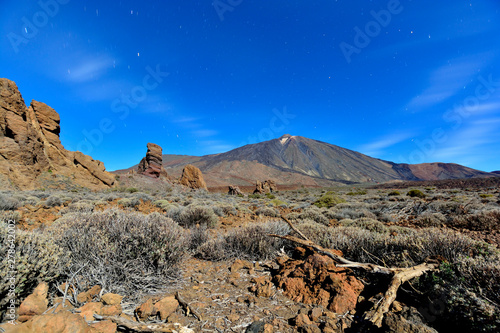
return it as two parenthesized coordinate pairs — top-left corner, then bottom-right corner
(406, 58), (485, 110)
(66, 57), (113, 83)
(359, 132), (414, 156)
(432, 118), (500, 162)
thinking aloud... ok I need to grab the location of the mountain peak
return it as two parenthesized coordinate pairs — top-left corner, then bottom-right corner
(279, 134), (293, 145)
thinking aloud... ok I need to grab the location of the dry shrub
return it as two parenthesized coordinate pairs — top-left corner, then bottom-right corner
(196, 221), (291, 261)
(414, 212), (447, 227)
(178, 205), (218, 228)
(255, 206), (280, 217)
(299, 206), (329, 225)
(0, 222), (69, 311)
(339, 217), (389, 233)
(0, 194), (20, 211)
(49, 209), (189, 295)
(451, 210), (500, 231)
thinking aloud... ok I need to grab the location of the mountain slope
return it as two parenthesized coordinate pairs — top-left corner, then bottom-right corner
(118, 134), (496, 187)
(200, 134), (403, 183)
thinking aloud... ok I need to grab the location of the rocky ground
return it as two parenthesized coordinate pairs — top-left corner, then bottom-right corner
(1, 178), (499, 332)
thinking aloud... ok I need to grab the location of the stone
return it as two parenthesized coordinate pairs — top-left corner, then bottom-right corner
(90, 320), (117, 333)
(52, 297), (75, 314)
(136, 298), (154, 320)
(273, 253), (364, 314)
(231, 259), (253, 272)
(228, 185), (243, 195)
(153, 295), (179, 320)
(101, 293), (123, 306)
(77, 302), (103, 321)
(250, 276), (274, 298)
(101, 304), (122, 316)
(76, 285), (102, 304)
(179, 164), (207, 190)
(383, 310), (439, 333)
(0, 78), (115, 190)
(3, 310), (91, 333)
(137, 143), (168, 178)
(245, 321), (274, 333)
(293, 313), (313, 327)
(309, 307), (323, 322)
(18, 282), (49, 322)
(253, 180), (277, 194)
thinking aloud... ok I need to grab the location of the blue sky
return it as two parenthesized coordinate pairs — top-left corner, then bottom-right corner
(1, 0), (500, 172)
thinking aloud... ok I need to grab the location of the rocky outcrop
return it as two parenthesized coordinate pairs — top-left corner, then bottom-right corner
(179, 164), (207, 190)
(0, 78), (115, 190)
(254, 180), (277, 194)
(228, 185), (243, 195)
(273, 249), (364, 314)
(137, 143), (167, 178)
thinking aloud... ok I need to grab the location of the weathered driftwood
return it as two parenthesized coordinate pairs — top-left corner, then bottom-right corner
(270, 216), (441, 327)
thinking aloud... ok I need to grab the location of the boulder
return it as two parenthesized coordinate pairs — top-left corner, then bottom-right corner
(153, 295), (179, 320)
(254, 180), (277, 194)
(2, 310), (91, 333)
(137, 143), (167, 178)
(76, 285), (102, 303)
(100, 293), (123, 306)
(0, 78), (115, 190)
(136, 298), (155, 320)
(18, 283), (49, 322)
(273, 251), (364, 314)
(179, 164), (207, 190)
(228, 185), (243, 195)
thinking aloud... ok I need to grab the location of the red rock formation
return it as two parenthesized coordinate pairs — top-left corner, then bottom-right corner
(137, 143), (167, 178)
(228, 185), (243, 195)
(273, 249), (364, 314)
(0, 78), (115, 190)
(179, 164), (207, 190)
(254, 180), (277, 194)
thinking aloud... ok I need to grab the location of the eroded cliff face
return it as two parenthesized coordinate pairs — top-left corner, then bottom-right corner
(0, 78), (115, 190)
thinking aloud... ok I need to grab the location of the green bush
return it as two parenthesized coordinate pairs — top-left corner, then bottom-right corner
(347, 189), (367, 196)
(49, 209), (188, 295)
(314, 193), (346, 208)
(248, 193), (262, 199)
(265, 193), (276, 199)
(117, 198), (140, 208)
(388, 190), (400, 196)
(407, 189), (426, 198)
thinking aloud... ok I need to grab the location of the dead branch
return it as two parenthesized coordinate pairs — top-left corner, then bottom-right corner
(270, 217), (441, 327)
(175, 291), (203, 321)
(93, 314), (182, 332)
